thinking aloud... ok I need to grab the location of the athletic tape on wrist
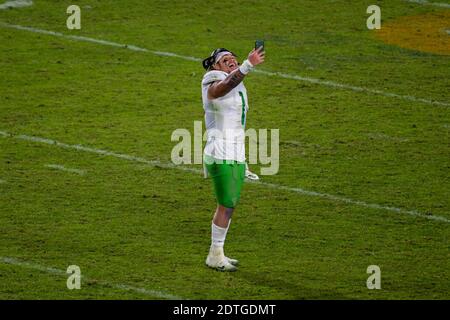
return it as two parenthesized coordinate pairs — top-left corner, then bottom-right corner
(239, 59), (254, 75)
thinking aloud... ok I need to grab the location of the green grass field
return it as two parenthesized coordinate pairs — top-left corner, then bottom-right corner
(0, 0), (449, 300)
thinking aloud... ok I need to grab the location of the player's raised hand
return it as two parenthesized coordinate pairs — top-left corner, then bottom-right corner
(248, 47), (265, 66)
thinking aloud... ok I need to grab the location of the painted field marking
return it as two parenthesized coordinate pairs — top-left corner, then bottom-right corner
(366, 132), (409, 142)
(0, 256), (183, 300)
(1, 130), (448, 223)
(0, 0), (32, 10)
(253, 69), (449, 107)
(255, 181), (449, 223)
(0, 22), (448, 107)
(404, 0), (450, 8)
(44, 164), (86, 175)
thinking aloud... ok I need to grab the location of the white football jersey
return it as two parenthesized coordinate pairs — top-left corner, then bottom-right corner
(201, 70), (249, 162)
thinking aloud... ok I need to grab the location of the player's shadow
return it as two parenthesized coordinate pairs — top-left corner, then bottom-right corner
(235, 270), (350, 300)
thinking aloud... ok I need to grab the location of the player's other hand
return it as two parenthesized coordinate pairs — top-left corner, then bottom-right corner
(248, 47), (265, 66)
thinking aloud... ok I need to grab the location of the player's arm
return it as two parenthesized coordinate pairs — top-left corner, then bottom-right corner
(208, 48), (265, 99)
(207, 69), (246, 99)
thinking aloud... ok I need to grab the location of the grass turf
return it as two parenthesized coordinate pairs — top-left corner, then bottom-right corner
(0, 0), (449, 299)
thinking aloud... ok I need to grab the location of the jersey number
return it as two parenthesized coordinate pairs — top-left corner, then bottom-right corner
(239, 91), (246, 127)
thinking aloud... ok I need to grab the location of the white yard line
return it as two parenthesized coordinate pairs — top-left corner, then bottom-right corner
(44, 164), (86, 175)
(404, 0), (450, 8)
(253, 69), (449, 107)
(0, 22), (448, 107)
(366, 133), (409, 142)
(1, 130), (448, 223)
(0, 0), (32, 10)
(14, 133), (198, 174)
(254, 181), (449, 223)
(0, 256), (183, 300)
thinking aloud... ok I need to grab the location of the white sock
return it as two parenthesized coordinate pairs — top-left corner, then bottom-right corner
(211, 220), (231, 254)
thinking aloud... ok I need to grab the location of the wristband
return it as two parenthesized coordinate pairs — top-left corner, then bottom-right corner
(238, 59), (254, 75)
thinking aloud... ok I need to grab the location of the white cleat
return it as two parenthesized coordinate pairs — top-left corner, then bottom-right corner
(225, 257), (239, 266)
(245, 163), (260, 181)
(206, 255), (237, 272)
(206, 246), (238, 272)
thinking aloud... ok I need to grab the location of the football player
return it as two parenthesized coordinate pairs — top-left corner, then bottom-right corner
(201, 46), (265, 271)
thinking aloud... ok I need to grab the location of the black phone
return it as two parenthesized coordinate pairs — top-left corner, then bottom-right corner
(255, 40), (264, 51)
